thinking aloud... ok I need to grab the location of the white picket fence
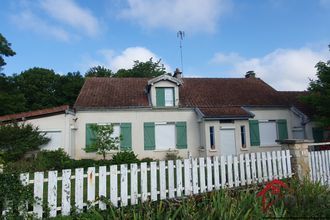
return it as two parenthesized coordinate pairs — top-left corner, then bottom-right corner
(309, 149), (330, 186)
(19, 150), (292, 218)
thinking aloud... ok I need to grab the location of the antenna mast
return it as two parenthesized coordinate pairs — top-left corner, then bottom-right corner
(177, 30), (185, 74)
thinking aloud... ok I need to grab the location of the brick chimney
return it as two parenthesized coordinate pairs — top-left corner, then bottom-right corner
(245, 70), (256, 78)
(173, 68), (182, 79)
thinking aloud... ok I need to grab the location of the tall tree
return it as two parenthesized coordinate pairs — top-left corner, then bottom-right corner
(114, 58), (167, 78)
(302, 45), (330, 127)
(85, 66), (114, 77)
(0, 33), (16, 72)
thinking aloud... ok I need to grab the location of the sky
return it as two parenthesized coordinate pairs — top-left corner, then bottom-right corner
(1, 0), (330, 91)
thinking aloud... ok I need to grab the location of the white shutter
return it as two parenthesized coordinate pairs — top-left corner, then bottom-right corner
(155, 124), (175, 150)
(259, 122), (277, 146)
(164, 88), (174, 106)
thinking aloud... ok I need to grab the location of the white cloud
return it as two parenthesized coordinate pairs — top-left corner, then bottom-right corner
(210, 52), (244, 65)
(119, 0), (231, 33)
(11, 10), (71, 42)
(211, 47), (329, 91)
(80, 47), (172, 73)
(40, 0), (101, 37)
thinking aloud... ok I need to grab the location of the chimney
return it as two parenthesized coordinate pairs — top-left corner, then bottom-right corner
(245, 70), (256, 78)
(173, 68), (182, 79)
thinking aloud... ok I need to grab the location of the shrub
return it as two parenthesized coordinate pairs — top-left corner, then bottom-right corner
(165, 152), (182, 160)
(33, 149), (72, 171)
(0, 123), (49, 163)
(110, 151), (139, 165)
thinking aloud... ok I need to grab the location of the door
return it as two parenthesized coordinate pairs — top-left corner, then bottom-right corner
(219, 128), (237, 156)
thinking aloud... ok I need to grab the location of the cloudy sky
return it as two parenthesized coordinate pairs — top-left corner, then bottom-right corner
(1, 0), (330, 90)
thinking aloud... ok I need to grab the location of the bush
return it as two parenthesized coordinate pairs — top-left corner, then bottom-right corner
(33, 149), (72, 171)
(0, 123), (49, 163)
(165, 152), (182, 160)
(110, 151), (139, 165)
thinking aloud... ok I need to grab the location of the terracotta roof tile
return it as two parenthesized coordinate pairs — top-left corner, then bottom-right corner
(0, 105), (69, 122)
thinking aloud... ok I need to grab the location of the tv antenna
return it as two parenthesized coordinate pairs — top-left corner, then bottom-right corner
(177, 30), (185, 73)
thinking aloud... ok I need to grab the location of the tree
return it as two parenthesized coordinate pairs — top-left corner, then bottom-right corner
(0, 123), (49, 163)
(114, 58), (167, 78)
(85, 66), (114, 77)
(0, 33), (16, 72)
(302, 45), (330, 127)
(85, 124), (120, 160)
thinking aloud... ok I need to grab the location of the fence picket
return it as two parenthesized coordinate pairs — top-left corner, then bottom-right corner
(61, 169), (71, 216)
(256, 152), (262, 183)
(168, 160), (175, 198)
(199, 158), (206, 193)
(233, 156), (239, 186)
(87, 167), (95, 206)
(33, 172), (44, 218)
(245, 154), (251, 184)
(272, 151), (278, 179)
(120, 164), (128, 206)
(20, 173), (29, 215)
(213, 156), (220, 190)
(159, 161), (166, 199)
(192, 158), (199, 194)
(250, 153), (257, 183)
(75, 168), (84, 212)
(321, 151), (326, 184)
(130, 163), (138, 205)
(150, 162), (158, 201)
(262, 152), (268, 182)
(286, 150), (292, 177)
(184, 159), (192, 195)
(48, 171), (58, 217)
(176, 160), (183, 197)
(99, 166), (107, 210)
(227, 155), (233, 188)
(206, 157), (213, 191)
(326, 151), (330, 184)
(110, 165), (118, 207)
(140, 162), (148, 202)
(277, 151), (283, 179)
(220, 156), (226, 188)
(281, 150), (288, 178)
(239, 154), (246, 185)
(267, 152), (273, 180)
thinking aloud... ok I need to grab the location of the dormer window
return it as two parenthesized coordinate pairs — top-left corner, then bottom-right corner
(156, 87), (174, 107)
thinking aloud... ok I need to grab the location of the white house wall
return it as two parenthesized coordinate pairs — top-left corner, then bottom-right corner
(75, 109), (201, 160)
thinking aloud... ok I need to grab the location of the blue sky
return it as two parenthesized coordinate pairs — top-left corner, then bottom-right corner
(1, 0), (330, 91)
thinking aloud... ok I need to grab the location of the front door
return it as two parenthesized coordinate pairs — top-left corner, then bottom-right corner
(219, 128), (237, 156)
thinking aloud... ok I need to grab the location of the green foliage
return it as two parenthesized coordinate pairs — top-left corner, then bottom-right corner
(0, 173), (33, 218)
(32, 149), (72, 171)
(0, 123), (49, 163)
(114, 58), (166, 78)
(0, 33), (16, 72)
(85, 124), (121, 160)
(110, 151), (139, 165)
(302, 45), (330, 127)
(165, 152), (182, 160)
(85, 66), (114, 77)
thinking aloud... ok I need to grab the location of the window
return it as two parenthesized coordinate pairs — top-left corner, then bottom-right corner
(144, 122), (187, 150)
(156, 87), (174, 107)
(85, 123), (132, 152)
(209, 126), (215, 149)
(155, 123), (176, 150)
(240, 126), (246, 148)
(259, 121), (277, 146)
(41, 130), (62, 151)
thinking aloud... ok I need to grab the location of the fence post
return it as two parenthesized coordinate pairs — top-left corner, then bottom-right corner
(279, 139), (313, 181)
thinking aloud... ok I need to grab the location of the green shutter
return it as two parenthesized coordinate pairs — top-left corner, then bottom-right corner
(156, 88), (165, 107)
(176, 122), (187, 149)
(277, 119), (288, 140)
(172, 88), (175, 106)
(85, 123), (97, 152)
(249, 120), (260, 146)
(120, 123), (132, 150)
(312, 127), (324, 142)
(144, 122), (155, 150)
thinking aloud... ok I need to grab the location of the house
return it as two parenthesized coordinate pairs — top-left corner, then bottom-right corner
(0, 71), (318, 160)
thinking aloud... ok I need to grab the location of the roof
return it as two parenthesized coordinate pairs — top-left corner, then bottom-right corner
(279, 91), (313, 117)
(74, 76), (309, 118)
(0, 105), (70, 122)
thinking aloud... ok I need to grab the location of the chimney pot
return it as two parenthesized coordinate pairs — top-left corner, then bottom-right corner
(245, 70), (256, 78)
(173, 68), (182, 79)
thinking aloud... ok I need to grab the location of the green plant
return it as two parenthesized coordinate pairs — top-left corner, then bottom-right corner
(33, 149), (72, 171)
(0, 122), (49, 163)
(0, 173), (33, 218)
(110, 151), (139, 165)
(165, 152), (182, 160)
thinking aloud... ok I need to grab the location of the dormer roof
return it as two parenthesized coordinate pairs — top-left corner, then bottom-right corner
(147, 74), (183, 86)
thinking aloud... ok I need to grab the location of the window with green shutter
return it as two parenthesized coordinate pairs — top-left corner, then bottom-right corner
(144, 122), (155, 150)
(85, 123), (97, 152)
(176, 122), (187, 149)
(277, 119), (288, 140)
(249, 120), (260, 146)
(156, 88), (165, 107)
(120, 123), (132, 150)
(312, 127), (324, 142)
